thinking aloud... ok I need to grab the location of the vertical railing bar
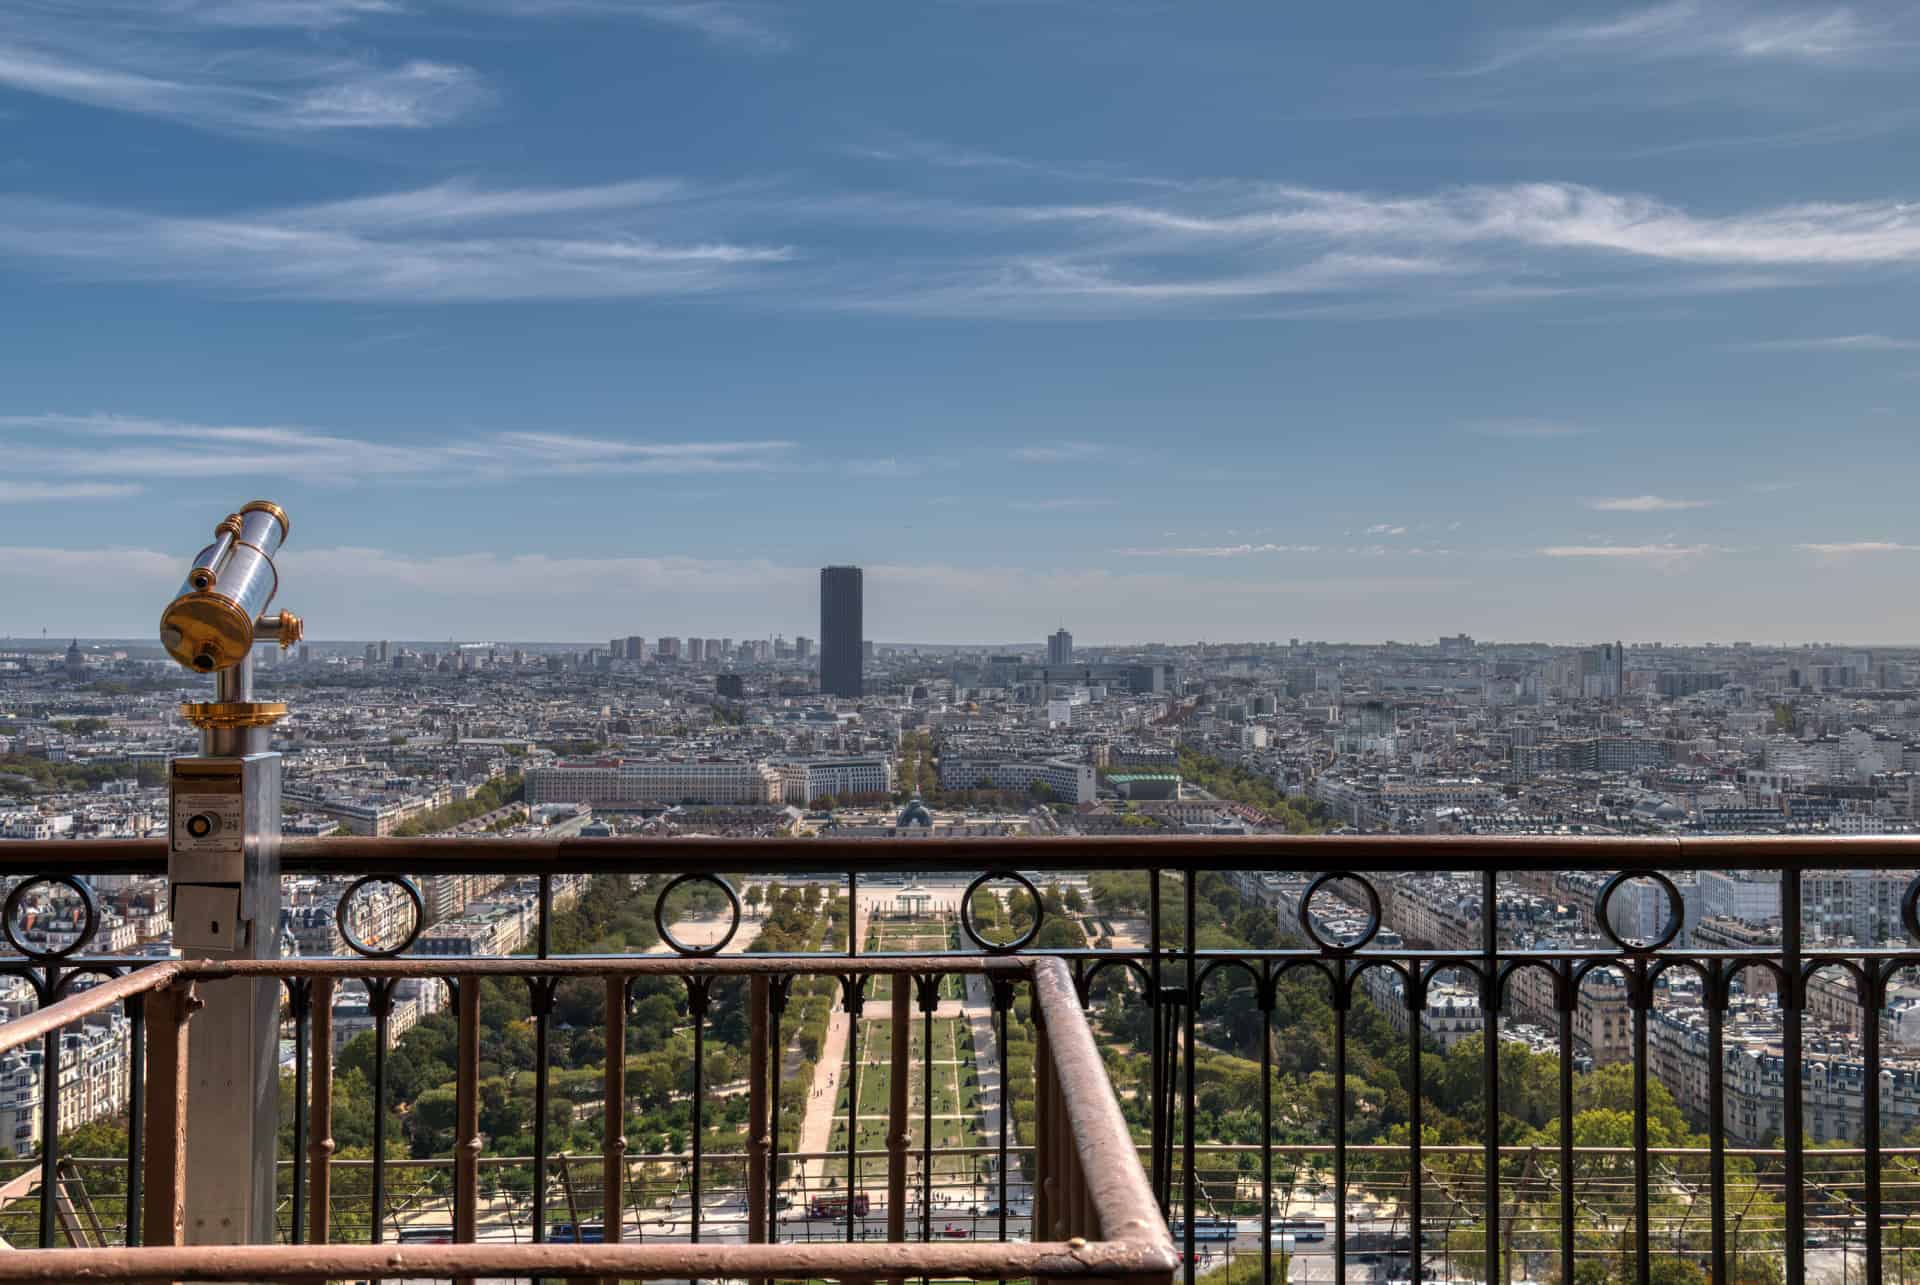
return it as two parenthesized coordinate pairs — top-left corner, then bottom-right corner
(846, 974), (864, 1246)
(887, 978), (909, 1250)
(849, 871), (859, 960)
(307, 975), (335, 1245)
(139, 981), (192, 1250)
(531, 976), (554, 1259)
(1149, 868), (1165, 1215)
(688, 975), (709, 1256)
(768, 978), (788, 1248)
(603, 974), (628, 1285)
(1783, 867), (1805, 1285)
(38, 967), (60, 1248)
(921, 975), (935, 1251)
(1631, 960), (1651, 1285)
(123, 986), (144, 1249)
(995, 979), (1011, 1255)
(1865, 961), (1884, 1285)
(289, 979), (310, 1246)
(1034, 1004), (1052, 1242)
(1182, 869), (1196, 1277)
(536, 874), (552, 1285)
(1480, 868), (1500, 1285)
(1259, 964), (1273, 1285)
(1557, 964), (1575, 1285)
(452, 977), (479, 1285)
(1707, 964), (1727, 1285)
(370, 978), (391, 1245)
(538, 873), (552, 960)
(1409, 960), (1425, 1285)
(1333, 968), (1348, 1285)
(748, 974), (768, 1285)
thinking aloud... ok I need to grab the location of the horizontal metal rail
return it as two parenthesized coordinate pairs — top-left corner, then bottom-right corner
(4, 831), (1919, 874)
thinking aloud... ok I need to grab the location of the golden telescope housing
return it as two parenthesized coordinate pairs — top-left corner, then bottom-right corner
(159, 501), (302, 734)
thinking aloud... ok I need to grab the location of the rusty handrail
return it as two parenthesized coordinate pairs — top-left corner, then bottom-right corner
(5, 832), (1920, 876)
(0, 1239), (1161, 1281)
(0, 963), (179, 1059)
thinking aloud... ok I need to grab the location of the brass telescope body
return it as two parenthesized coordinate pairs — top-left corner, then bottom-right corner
(158, 501), (300, 735)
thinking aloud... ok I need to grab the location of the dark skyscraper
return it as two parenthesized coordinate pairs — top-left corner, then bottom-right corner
(820, 565), (863, 698)
(1047, 627), (1073, 666)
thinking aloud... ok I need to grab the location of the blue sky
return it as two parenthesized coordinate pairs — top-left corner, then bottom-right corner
(2, 0), (1918, 645)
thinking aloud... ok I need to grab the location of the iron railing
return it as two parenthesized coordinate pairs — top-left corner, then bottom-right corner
(0, 949), (1171, 1282)
(0, 833), (1917, 1283)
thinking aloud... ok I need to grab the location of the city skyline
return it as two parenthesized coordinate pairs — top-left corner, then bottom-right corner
(3, 3), (1919, 639)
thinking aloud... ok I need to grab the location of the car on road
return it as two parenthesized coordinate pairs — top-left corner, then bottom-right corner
(939, 1223), (971, 1238)
(396, 1226), (453, 1244)
(549, 1221), (605, 1243)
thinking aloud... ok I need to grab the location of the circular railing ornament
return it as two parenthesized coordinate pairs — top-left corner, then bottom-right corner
(2, 875), (98, 962)
(1595, 870), (1685, 954)
(959, 870), (1043, 954)
(335, 875), (424, 958)
(653, 873), (742, 956)
(1297, 871), (1382, 955)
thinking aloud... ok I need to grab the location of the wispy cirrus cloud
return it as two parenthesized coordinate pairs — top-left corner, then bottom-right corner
(0, 413), (797, 484)
(1469, 419), (1590, 440)
(0, 0), (782, 139)
(1796, 540), (1920, 554)
(1113, 543), (1326, 558)
(1539, 543), (1723, 559)
(1730, 333), (1920, 351)
(1009, 497), (1109, 512)
(1583, 495), (1715, 512)
(1011, 441), (1101, 462)
(454, 1), (787, 51)
(1365, 523), (1408, 535)
(0, 3), (487, 132)
(1477, 1), (1886, 72)
(0, 180), (794, 301)
(11, 169), (1920, 311)
(0, 480), (144, 502)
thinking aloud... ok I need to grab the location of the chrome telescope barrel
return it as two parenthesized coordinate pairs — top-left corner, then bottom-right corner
(159, 501), (292, 673)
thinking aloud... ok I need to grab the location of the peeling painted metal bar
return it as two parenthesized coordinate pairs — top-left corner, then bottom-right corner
(306, 975), (334, 1246)
(601, 973), (627, 1285)
(138, 980), (192, 1252)
(26, 832), (1920, 879)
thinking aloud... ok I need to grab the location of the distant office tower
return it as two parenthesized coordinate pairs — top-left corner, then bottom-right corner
(796, 636), (813, 661)
(1577, 641), (1626, 701)
(626, 635), (643, 662)
(720, 638), (733, 658)
(687, 638), (703, 663)
(1047, 628), (1074, 666)
(364, 643), (378, 664)
(378, 640), (391, 663)
(657, 637), (680, 660)
(609, 637), (626, 660)
(716, 673), (745, 700)
(820, 566), (863, 697)
(298, 644), (311, 665)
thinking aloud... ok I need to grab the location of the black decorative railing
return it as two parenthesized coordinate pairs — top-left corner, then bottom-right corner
(0, 833), (1915, 1284)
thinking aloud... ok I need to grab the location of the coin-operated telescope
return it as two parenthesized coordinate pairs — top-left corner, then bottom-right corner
(160, 500), (301, 750)
(158, 500), (298, 1249)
